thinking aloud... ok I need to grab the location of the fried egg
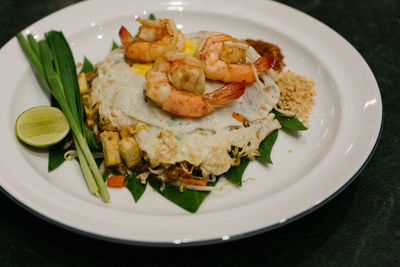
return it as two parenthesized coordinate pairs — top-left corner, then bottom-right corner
(90, 32), (281, 176)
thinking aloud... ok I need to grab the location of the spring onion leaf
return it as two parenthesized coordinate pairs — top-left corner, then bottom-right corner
(16, 34), (47, 84)
(257, 130), (278, 164)
(43, 37), (108, 200)
(149, 176), (218, 213)
(273, 110), (307, 131)
(125, 173), (147, 202)
(73, 135), (99, 196)
(224, 158), (250, 186)
(80, 57), (94, 73)
(39, 39), (99, 194)
(46, 32), (80, 120)
(27, 34), (39, 57)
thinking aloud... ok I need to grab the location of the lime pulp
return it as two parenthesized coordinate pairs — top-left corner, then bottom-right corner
(15, 106), (70, 148)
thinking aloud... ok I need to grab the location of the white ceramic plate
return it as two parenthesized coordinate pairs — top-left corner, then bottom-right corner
(0, 0), (382, 246)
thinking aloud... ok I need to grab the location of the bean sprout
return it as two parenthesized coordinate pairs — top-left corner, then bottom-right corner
(62, 139), (74, 150)
(64, 150), (77, 161)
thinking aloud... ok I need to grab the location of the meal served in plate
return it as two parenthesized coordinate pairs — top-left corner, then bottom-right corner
(17, 15), (316, 212)
(82, 17), (315, 199)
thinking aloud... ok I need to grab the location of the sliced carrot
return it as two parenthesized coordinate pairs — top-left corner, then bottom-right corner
(182, 178), (207, 186)
(232, 112), (244, 122)
(107, 175), (126, 188)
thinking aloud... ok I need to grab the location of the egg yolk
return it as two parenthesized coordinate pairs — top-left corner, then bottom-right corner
(182, 38), (198, 57)
(131, 39), (198, 76)
(131, 62), (153, 76)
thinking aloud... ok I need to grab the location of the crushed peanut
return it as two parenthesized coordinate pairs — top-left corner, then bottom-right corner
(276, 71), (316, 127)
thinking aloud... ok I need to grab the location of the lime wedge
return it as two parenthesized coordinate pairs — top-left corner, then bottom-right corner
(15, 106), (70, 148)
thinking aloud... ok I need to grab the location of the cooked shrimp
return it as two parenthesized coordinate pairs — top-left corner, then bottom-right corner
(165, 52), (206, 95)
(145, 54), (246, 118)
(118, 18), (185, 63)
(196, 32), (275, 83)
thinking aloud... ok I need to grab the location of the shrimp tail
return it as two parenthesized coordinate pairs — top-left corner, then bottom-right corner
(119, 26), (134, 47)
(205, 81), (246, 110)
(254, 54), (275, 74)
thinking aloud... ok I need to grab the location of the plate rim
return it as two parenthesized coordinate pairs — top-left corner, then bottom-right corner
(0, 127), (383, 247)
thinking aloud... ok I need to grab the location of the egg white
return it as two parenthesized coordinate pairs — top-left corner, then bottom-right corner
(90, 33), (281, 176)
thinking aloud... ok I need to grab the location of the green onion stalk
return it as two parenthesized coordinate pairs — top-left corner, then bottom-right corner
(16, 31), (109, 202)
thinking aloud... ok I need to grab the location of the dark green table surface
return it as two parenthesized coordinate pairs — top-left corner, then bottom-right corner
(1, 0), (399, 266)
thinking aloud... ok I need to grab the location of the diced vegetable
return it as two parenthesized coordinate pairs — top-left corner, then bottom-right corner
(100, 131), (122, 167)
(107, 175), (126, 187)
(81, 94), (90, 107)
(119, 137), (141, 168)
(182, 179), (207, 186)
(232, 112), (244, 122)
(84, 103), (99, 127)
(99, 116), (117, 132)
(120, 125), (135, 139)
(77, 72), (89, 94)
